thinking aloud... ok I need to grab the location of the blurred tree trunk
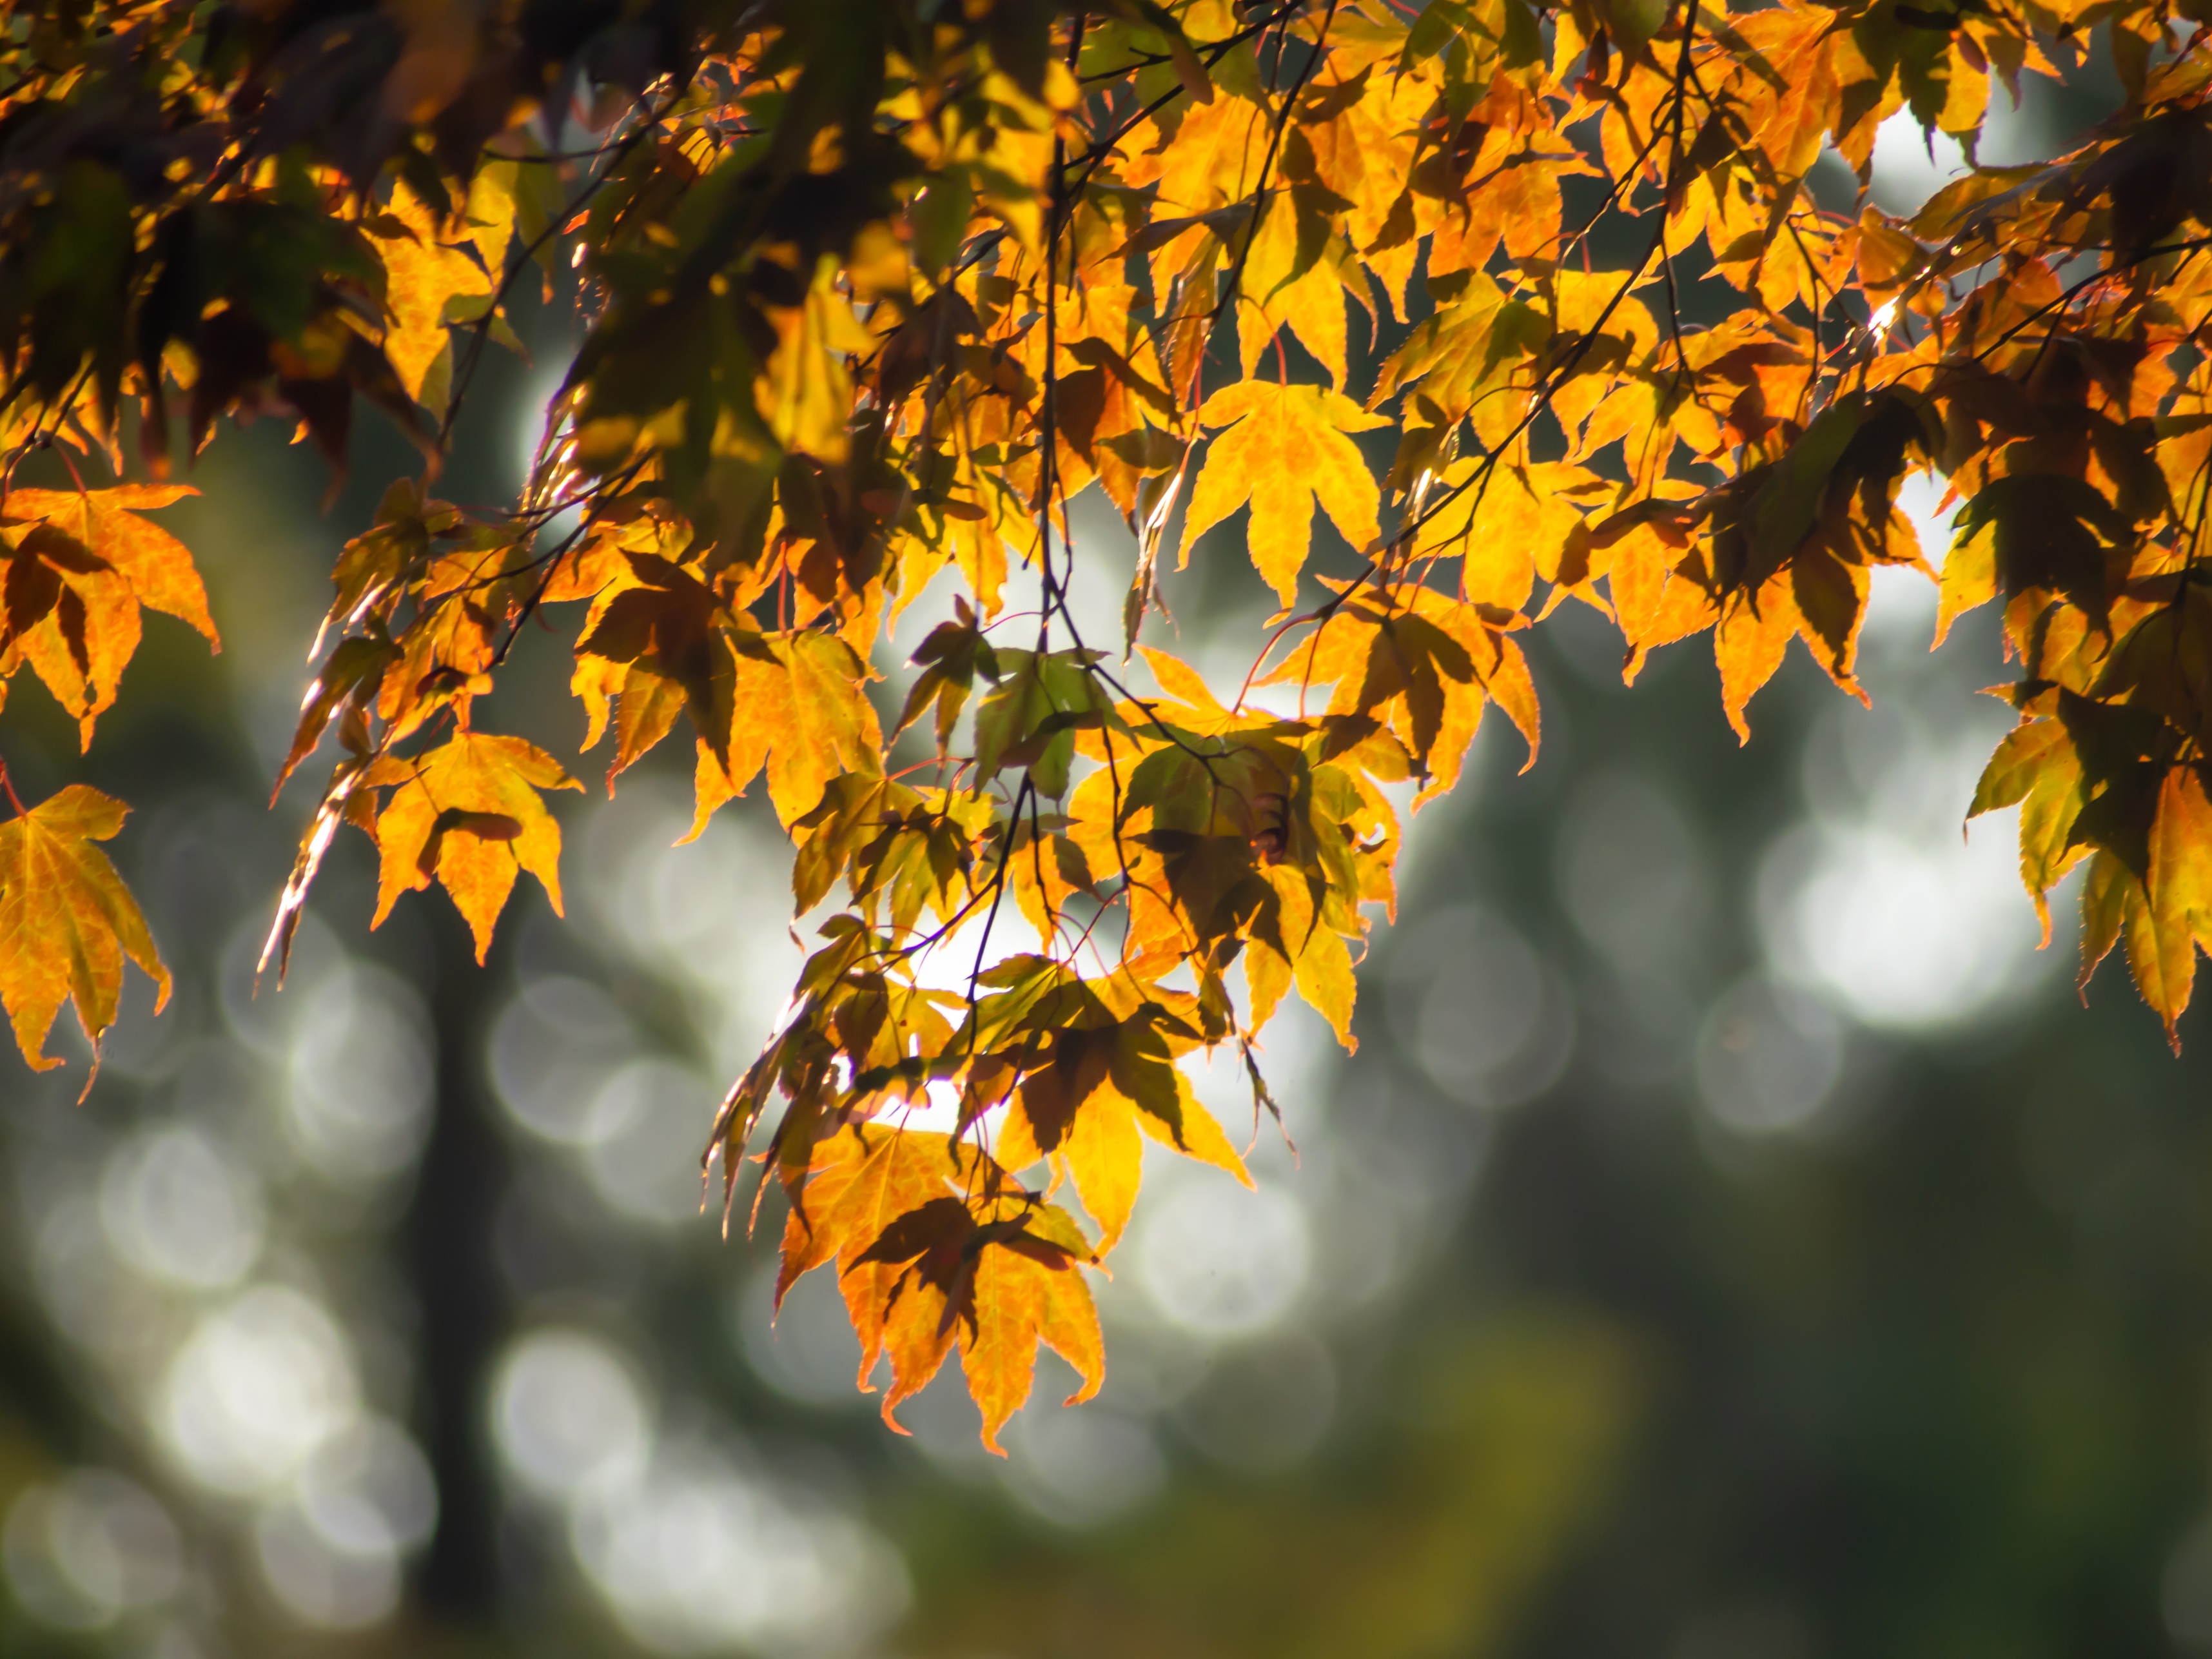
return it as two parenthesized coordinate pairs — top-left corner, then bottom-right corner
(407, 910), (511, 1618)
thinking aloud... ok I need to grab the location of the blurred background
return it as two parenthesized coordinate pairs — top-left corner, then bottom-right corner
(5, 52), (2211, 1659)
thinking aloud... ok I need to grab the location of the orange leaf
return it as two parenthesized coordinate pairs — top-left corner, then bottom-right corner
(961, 1236), (1104, 1453)
(856, 1191), (1104, 1453)
(3, 486), (216, 747)
(2139, 761), (2212, 1046)
(1713, 570), (1798, 744)
(778, 1126), (966, 1389)
(1179, 382), (1387, 605)
(997, 1010), (1251, 1255)
(690, 627), (885, 836)
(369, 731), (580, 961)
(1237, 184), (1353, 389)
(1268, 585), (1538, 799)
(0, 785), (168, 1079)
(367, 180), (495, 413)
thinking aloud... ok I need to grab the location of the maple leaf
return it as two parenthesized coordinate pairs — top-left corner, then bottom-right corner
(1120, 91), (1269, 294)
(792, 775), (988, 934)
(1244, 858), (1361, 1045)
(972, 647), (1114, 799)
(573, 549), (724, 761)
(855, 1189), (1103, 1453)
(1, 486), (219, 746)
(2067, 757), (2212, 1043)
(758, 259), (873, 462)
(1944, 472), (2133, 642)
(1968, 712), (2090, 942)
(1179, 382), (1389, 606)
(2135, 762), (2212, 1043)
(894, 602), (998, 754)
(367, 731), (581, 962)
(1236, 179), (1358, 389)
(1615, 393), (1938, 741)
(0, 784), (168, 1080)
(1405, 458), (1609, 614)
(275, 634), (400, 800)
(366, 181), (496, 416)
(777, 1126), (969, 1390)
(995, 1004), (1253, 1255)
(1267, 582), (1540, 803)
(692, 626), (886, 834)
(1370, 274), (1548, 437)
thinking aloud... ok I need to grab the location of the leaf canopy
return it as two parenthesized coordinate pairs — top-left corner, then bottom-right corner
(5, 0), (2212, 1441)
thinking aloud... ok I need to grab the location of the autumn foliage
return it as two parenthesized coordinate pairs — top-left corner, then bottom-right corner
(3, 0), (2211, 1444)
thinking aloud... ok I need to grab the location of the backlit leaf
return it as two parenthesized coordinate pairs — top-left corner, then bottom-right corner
(1, 486), (217, 745)
(0, 785), (168, 1079)
(368, 731), (582, 962)
(1180, 382), (1389, 605)
(997, 1005), (1252, 1255)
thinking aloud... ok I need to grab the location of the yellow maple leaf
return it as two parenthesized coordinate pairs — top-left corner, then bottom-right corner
(1119, 94), (1269, 297)
(1268, 584), (1540, 803)
(856, 1191), (1104, 1454)
(778, 1126), (968, 1390)
(1408, 459), (1608, 615)
(690, 627), (885, 835)
(367, 731), (581, 961)
(0, 783), (169, 1079)
(1250, 859), (1362, 1048)
(996, 1010), (1252, 1255)
(1967, 712), (2090, 944)
(959, 1239), (1105, 1452)
(1179, 382), (1387, 605)
(756, 257), (873, 463)
(1237, 184), (1353, 388)
(1658, 543), (1869, 744)
(2139, 762), (2212, 1046)
(2, 486), (218, 747)
(368, 181), (495, 415)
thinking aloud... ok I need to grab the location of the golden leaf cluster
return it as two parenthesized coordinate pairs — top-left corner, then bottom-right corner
(4, 0), (2211, 1438)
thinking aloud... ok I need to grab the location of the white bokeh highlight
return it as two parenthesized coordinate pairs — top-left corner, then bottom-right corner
(3, 1471), (184, 1631)
(493, 1327), (908, 1654)
(1696, 976), (1845, 1136)
(99, 1124), (264, 1292)
(1136, 1177), (1312, 1337)
(159, 1288), (362, 1498)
